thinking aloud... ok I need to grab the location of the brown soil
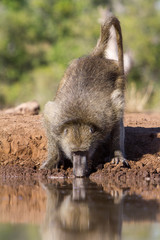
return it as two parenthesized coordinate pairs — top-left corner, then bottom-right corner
(0, 112), (160, 184)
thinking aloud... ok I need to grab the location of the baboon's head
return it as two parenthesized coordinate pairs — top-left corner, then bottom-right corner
(59, 120), (105, 177)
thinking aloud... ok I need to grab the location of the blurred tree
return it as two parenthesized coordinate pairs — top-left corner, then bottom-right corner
(1, 0), (27, 10)
(113, 0), (160, 110)
(0, 0), (160, 110)
(0, 0), (98, 107)
(117, 0), (160, 82)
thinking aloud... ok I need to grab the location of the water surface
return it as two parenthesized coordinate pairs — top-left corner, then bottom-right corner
(0, 178), (160, 240)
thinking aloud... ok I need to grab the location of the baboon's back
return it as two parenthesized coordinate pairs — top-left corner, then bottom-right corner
(56, 55), (120, 124)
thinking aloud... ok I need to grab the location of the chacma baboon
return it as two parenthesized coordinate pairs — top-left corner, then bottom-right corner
(41, 16), (129, 177)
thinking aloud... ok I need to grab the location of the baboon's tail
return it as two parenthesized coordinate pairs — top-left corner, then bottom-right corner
(92, 16), (124, 75)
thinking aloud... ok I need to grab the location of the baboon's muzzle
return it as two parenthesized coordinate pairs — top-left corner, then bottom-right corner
(72, 151), (88, 177)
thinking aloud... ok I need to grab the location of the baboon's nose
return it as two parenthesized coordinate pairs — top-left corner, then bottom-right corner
(72, 151), (88, 177)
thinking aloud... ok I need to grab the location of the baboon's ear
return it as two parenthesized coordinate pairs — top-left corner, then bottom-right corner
(92, 16), (124, 75)
(44, 101), (58, 123)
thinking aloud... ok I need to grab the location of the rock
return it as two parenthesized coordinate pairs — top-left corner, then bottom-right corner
(1, 101), (40, 115)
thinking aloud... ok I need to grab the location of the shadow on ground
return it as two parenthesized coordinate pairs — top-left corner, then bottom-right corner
(125, 127), (160, 161)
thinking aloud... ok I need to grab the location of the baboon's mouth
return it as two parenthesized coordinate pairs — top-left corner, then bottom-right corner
(72, 151), (88, 177)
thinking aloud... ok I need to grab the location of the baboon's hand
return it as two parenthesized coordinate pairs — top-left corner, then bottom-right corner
(111, 157), (130, 167)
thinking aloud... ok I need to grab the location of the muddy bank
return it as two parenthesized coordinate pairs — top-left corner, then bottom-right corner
(0, 114), (46, 166)
(0, 113), (159, 182)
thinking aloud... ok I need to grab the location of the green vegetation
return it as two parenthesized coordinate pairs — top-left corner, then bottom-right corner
(0, 0), (160, 111)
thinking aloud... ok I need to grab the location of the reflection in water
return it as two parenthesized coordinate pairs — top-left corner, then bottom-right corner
(0, 224), (40, 240)
(0, 179), (160, 240)
(41, 179), (124, 240)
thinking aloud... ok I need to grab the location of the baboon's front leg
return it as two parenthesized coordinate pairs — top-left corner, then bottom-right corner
(110, 119), (129, 167)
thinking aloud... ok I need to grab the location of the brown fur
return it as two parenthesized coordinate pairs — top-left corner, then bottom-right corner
(41, 16), (129, 175)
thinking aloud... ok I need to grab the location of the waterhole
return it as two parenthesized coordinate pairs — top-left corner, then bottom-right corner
(0, 178), (160, 240)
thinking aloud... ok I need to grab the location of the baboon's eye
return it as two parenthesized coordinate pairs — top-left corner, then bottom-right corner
(89, 126), (95, 134)
(64, 128), (68, 135)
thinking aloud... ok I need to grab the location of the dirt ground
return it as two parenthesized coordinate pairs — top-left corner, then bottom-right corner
(0, 112), (160, 185)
